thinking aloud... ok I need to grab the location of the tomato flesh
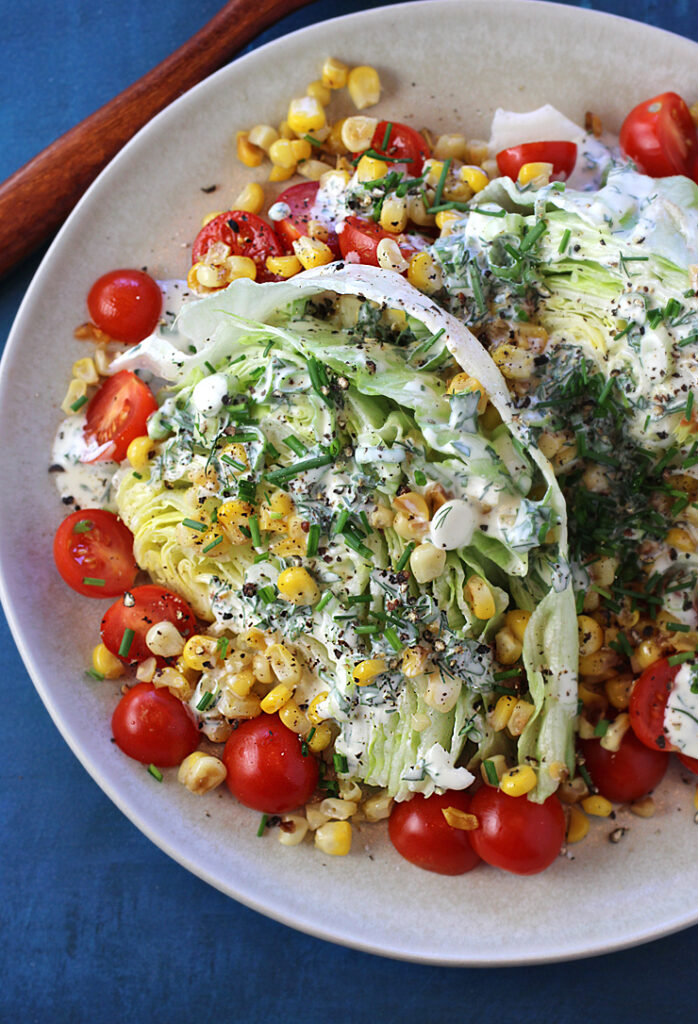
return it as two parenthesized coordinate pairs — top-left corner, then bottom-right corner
(338, 216), (420, 267)
(678, 752), (698, 774)
(620, 92), (698, 179)
(112, 682), (199, 766)
(370, 120), (431, 175)
(191, 210), (284, 282)
(82, 370), (158, 463)
(468, 787), (565, 875)
(629, 657), (677, 751)
(53, 509), (137, 597)
(388, 790), (480, 875)
(580, 730), (668, 803)
(496, 141), (578, 181)
(87, 269), (162, 344)
(274, 182), (340, 257)
(101, 584), (197, 664)
(222, 713), (318, 814)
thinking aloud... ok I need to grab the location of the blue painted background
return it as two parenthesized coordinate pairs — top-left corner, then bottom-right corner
(1, 2), (697, 1019)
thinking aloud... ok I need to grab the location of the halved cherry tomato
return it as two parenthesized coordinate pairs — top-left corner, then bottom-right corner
(53, 509), (137, 598)
(112, 682), (199, 766)
(338, 216), (421, 267)
(101, 584), (197, 664)
(87, 269), (163, 345)
(629, 657), (678, 752)
(82, 370), (158, 464)
(468, 787), (565, 875)
(370, 120), (431, 175)
(620, 92), (698, 180)
(222, 713), (319, 814)
(579, 730), (668, 804)
(388, 790), (480, 875)
(678, 752), (698, 774)
(191, 210), (284, 281)
(274, 182), (340, 257)
(496, 141), (578, 181)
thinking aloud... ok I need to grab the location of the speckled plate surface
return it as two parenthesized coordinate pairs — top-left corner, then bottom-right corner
(1, 0), (697, 965)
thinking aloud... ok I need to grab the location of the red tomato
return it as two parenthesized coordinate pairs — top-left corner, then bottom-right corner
(112, 682), (199, 766)
(388, 790), (481, 875)
(580, 730), (668, 803)
(678, 752), (698, 774)
(629, 657), (678, 751)
(338, 216), (421, 267)
(620, 92), (698, 179)
(222, 713), (318, 814)
(274, 182), (341, 257)
(87, 269), (162, 344)
(82, 370), (158, 463)
(496, 141), (578, 181)
(370, 120), (431, 175)
(191, 210), (284, 282)
(101, 584), (197, 664)
(53, 509), (137, 598)
(468, 787), (565, 875)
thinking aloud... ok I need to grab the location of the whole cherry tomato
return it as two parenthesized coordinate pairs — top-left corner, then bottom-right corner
(388, 790), (481, 875)
(87, 269), (162, 344)
(112, 682), (199, 766)
(580, 729), (668, 803)
(468, 787), (566, 875)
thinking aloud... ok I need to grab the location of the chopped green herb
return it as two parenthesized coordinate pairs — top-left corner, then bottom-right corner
(356, 624), (380, 635)
(343, 532), (374, 560)
(493, 668), (521, 681)
(594, 719), (610, 737)
(118, 628), (135, 658)
(265, 454), (334, 484)
(384, 626), (403, 652)
(82, 577), (105, 587)
(258, 585), (277, 604)
(395, 541), (415, 572)
(197, 691), (215, 711)
(257, 813), (269, 837)
(147, 764), (163, 782)
(182, 517), (207, 532)
(333, 752), (349, 774)
(470, 206), (507, 218)
(249, 515), (262, 548)
(304, 134), (323, 148)
(217, 636), (230, 659)
(666, 622), (691, 632)
(85, 668), (105, 681)
(283, 435), (307, 456)
(253, 552), (269, 564)
(558, 228), (571, 253)
(306, 523), (321, 557)
(381, 122), (393, 150)
(347, 594), (372, 605)
(221, 454), (246, 471)
(668, 651), (695, 667)
(204, 361), (216, 375)
(519, 219), (547, 252)
(315, 592), (332, 613)
(414, 469), (427, 486)
(483, 760), (499, 786)
(202, 536), (223, 553)
(72, 519), (94, 534)
(432, 158), (452, 209)
(70, 394), (88, 412)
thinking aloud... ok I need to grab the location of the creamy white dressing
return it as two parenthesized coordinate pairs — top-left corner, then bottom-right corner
(664, 661), (698, 758)
(51, 414), (119, 510)
(190, 372), (228, 416)
(430, 498), (483, 550)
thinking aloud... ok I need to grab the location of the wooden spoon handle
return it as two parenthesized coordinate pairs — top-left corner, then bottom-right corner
(0, 0), (313, 279)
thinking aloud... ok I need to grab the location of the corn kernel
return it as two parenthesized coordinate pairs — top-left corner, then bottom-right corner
(506, 609), (532, 643)
(321, 56), (349, 90)
(353, 659), (387, 685)
(126, 434), (156, 472)
(632, 639), (663, 673)
(177, 751), (226, 795)
(518, 161), (553, 186)
(340, 115), (377, 153)
(217, 499), (253, 545)
(465, 575), (496, 620)
(297, 158), (334, 181)
(290, 138), (313, 163)
(252, 651), (274, 685)
(405, 193), (435, 227)
(308, 720), (333, 752)
(508, 699), (535, 737)
(200, 210), (223, 228)
(441, 807), (479, 830)
(499, 764), (537, 796)
(277, 566), (320, 606)
(152, 666), (194, 701)
(605, 674), (634, 710)
(347, 65), (381, 110)
(71, 357), (99, 384)
(269, 138), (297, 169)
(495, 626), (522, 665)
(600, 712), (630, 752)
(260, 683), (294, 714)
(314, 820), (352, 855)
(435, 209), (462, 237)
(232, 181), (264, 214)
(230, 668), (256, 697)
(667, 527), (695, 553)
(136, 656), (157, 683)
(567, 805), (589, 843)
(319, 797), (357, 820)
(292, 236), (334, 270)
(460, 165), (489, 192)
(490, 695), (517, 731)
(279, 699), (309, 735)
(268, 164), (295, 183)
(247, 124), (278, 152)
(363, 791), (393, 821)
(236, 131), (264, 167)
(446, 373), (487, 413)
(433, 133), (468, 161)
(145, 620), (185, 659)
(581, 794), (613, 817)
(240, 627), (267, 652)
(492, 343), (536, 381)
(92, 643), (123, 679)
(307, 691), (329, 725)
(577, 614), (604, 656)
(266, 254), (302, 278)
(401, 645), (429, 678)
(355, 154), (387, 183)
(424, 672), (461, 713)
(287, 95), (326, 135)
(182, 634), (219, 672)
(630, 796), (656, 818)
(61, 378), (87, 415)
(306, 79), (331, 106)
(277, 119), (294, 140)
(278, 814), (309, 846)
(267, 642), (303, 685)
(422, 158), (444, 187)
(407, 251), (442, 294)
(481, 755), (507, 787)
(376, 237), (408, 273)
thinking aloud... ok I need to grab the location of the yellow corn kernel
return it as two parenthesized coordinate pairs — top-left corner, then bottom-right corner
(422, 158), (444, 187)
(667, 527), (695, 553)
(307, 691), (329, 725)
(579, 649), (618, 680)
(465, 575), (496, 620)
(567, 805), (590, 843)
(446, 373), (488, 413)
(378, 195), (409, 234)
(393, 491), (430, 520)
(548, 761), (569, 783)
(368, 504), (395, 531)
(321, 56), (348, 90)
(229, 668), (256, 697)
(581, 794), (613, 817)
(297, 158), (334, 181)
(287, 95), (326, 135)
(217, 499), (253, 545)
(92, 643), (124, 679)
(236, 131), (264, 167)
(251, 650), (274, 685)
(126, 434), (156, 472)
(460, 165), (489, 193)
(314, 820), (352, 856)
(247, 123), (278, 152)
(340, 115), (377, 152)
(224, 255), (258, 284)
(177, 751), (226, 795)
(347, 65), (381, 109)
(217, 689), (261, 720)
(292, 236), (334, 270)
(407, 251), (443, 294)
(260, 683), (294, 714)
(405, 193), (435, 227)
(441, 807), (479, 830)
(277, 118), (294, 139)
(152, 666), (194, 701)
(632, 639), (663, 673)
(136, 657), (157, 683)
(278, 814), (309, 847)
(577, 614), (604, 656)
(268, 164), (295, 183)
(401, 645), (429, 678)
(506, 609), (532, 643)
(267, 643), (303, 686)
(180, 634), (218, 673)
(279, 699), (309, 735)
(355, 154), (387, 183)
(71, 357), (99, 385)
(435, 209), (462, 238)
(499, 764), (537, 797)
(353, 659), (387, 685)
(492, 343), (536, 381)
(376, 237), (408, 273)
(432, 133), (468, 161)
(61, 378), (87, 415)
(290, 137), (313, 163)
(507, 699), (535, 737)
(605, 673), (634, 710)
(490, 695), (517, 732)
(200, 210), (223, 228)
(145, 621), (185, 659)
(265, 255), (301, 279)
(275, 566), (318, 607)
(363, 791), (393, 821)
(600, 712), (631, 752)
(319, 797), (357, 821)
(259, 491), (293, 533)
(495, 626), (522, 665)
(518, 161), (553, 186)
(306, 79), (331, 106)
(232, 182), (264, 215)
(630, 796), (656, 818)
(238, 627), (266, 653)
(424, 672), (461, 713)
(481, 754), (508, 787)
(268, 138), (297, 169)
(187, 263), (206, 293)
(308, 720), (333, 752)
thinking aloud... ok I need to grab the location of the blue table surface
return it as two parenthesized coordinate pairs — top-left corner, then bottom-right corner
(2, 1), (697, 1019)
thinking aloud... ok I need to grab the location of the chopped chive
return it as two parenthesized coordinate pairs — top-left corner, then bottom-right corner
(590, 584), (612, 600)
(381, 122), (393, 150)
(253, 552), (269, 564)
(70, 394), (88, 412)
(347, 594), (372, 605)
(283, 435), (307, 457)
(384, 626), (403, 652)
(221, 454), (246, 471)
(308, 726), (317, 742)
(493, 668), (521, 681)
(258, 584), (277, 604)
(316, 592), (332, 613)
(333, 752), (349, 774)
(85, 668), (104, 681)
(483, 759), (499, 786)
(558, 228), (571, 253)
(237, 479), (257, 503)
(182, 517), (207, 532)
(427, 200), (470, 213)
(414, 469), (427, 486)
(395, 541), (416, 572)
(230, 431), (259, 444)
(668, 651), (695, 666)
(432, 158), (452, 209)
(239, 526), (252, 539)
(82, 577), (105, 587)
(356, 624), (380, 635)
(217, 636), (230, 659)
(306, 523), (321, 557)
(204, 360), (216, 374)
(519, 220), (547, 253)
(301, 740), (309, 757)
(256, 813), (269, 837)
(333, 508), (350, 535)
(148, 764), (163, 782)
(597, 377), (614, 408)
(578, 764), (593, 790)
(594, 719), (610, 737)
(470, 206), (507, 218)
(197, 691), (215, 711)
(118, 628), (135, 658)
(228, 354), (246, 365)
(304, 134), (323, 148)
(307, 356), (331, 405)
(72, 519), (94, 534)
(613, 322), (633, 342)
(249, 515), (262, 547)
(343, 532), (373, 560)
(666, 622), (691, 632)
(679, 333), (698, 348)
(202, 536), (224, 553)
(132, 472), (143, 480)
(686, 390), (695, 421)
(469, 262), (486, 314)
(575, 590), (585, 614)
(265, 454), (334, 484)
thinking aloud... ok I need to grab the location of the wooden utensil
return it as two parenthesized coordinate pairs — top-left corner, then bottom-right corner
(0, 0), (313, 279)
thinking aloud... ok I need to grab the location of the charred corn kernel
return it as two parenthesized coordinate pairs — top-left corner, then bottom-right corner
(240, 627), (266, 652)
(425, 483), (449, 515)
(278, 814), (309, 846)
(401, 645), (429, 678)
(433, 133), (468, 160)
(340, 115), (377, 152)
(279, 699), (309, 735)
(605, 674), (634, 710)
(579, 649), (619, 680)
(559, 776), (589, 804)
(136, 656), (157, 683)
(376, 238), (408, 273)
(230, 668), (256, 697)
(600, 712), (631, 752)
(267, 643), (302, 686)
(196, 262), (232, 288)
(446, 373), (488, 413)
(200, 210), (224, 228)
(577, 614), (604, 656)
(287, 95), (326, 134)
(409, 543), (447, 584)
(393, 510), (429, 540)
(518, 161), (553, 186)
(490, 695), (518, 732)
(363, 791), (393, 822)
(290, 137), (312, 163)
(145, 620), (185, 659)
(319, 797), (357, 820)
(393, 491), (430, 520)
(177, 752), (226, 795)
(292, 236), (334, 270)
(506, 609), (532, 643)
(265, 254), (302, 278)
(314, 819), (352, 855)
(308, 720), (333, 752)
(460, 164), (489, 192)
(217, 689), (261, 720)
(500, 764), (537, 797)
(217, 499), (253, 545)
(480, 754), (507, 787)
(322, 57), (349, 89)
(252, 651), (274, 684)
(126, 434), (155, 472)
(356, 154), (387, 182)
(61, 378), (87, 415)
(667, 527), (695, 552)
(548, 761), (569, 783)
(236, 131), (264, 167)
(277, 566), (320, 606)
(232, 181), (264, 214)
(247, 123), (278, 152)
(347, 65), (380, 109)
(306, 79), (331, 106)
(268, 138), (297, 169)
(465, 575), (496, 620)
(407, 251), (442, 293)
(353, 659), (387, 685)
(92, 643), (123, 679)
(152, 666), (194, 701)
(495, 626), (522, 665)
(71, 357), (98, 385)
(630, 795), (656, 818)
(507, 699), (535, 737)
(268, 164), (295, 182)
(492, 343), (535, 381)
(632, 639), (663, 672)
(187, 263), (206, 293)
(307, 690), (329, 725)
(182, 634), (219, 672)
(435, 209), (462, 237)
(368, 504), (394, 530)
(581, 794), (613, 817)
(379, 195), (409, 233)
(260, 683), (294, 714)
(441, 807), (479, 830)
(424, 671), (462, 713)
(297, 158), (334, 181)
(567, 805), (590, 843)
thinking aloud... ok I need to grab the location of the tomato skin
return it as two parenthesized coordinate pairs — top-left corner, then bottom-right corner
(274, 182), (341, 257)
(370, 120), (431, 175)
(101, 584), (197, 664)
(53, 509), (137, 597)
(496, 141), (578, 181)
(620, 92), (698, 179)
(629, 657), (677, 751)
(678, 752), (698, 774)
(87, 269), (162, 344)
(191, 210), (284, 281)
(82, 369), (158, 463)
(222, 713), (319, 814)
(388, 790), (481, 875)
(338, 216), (421, 267)
(468, 787), (565, 876)
(580, 730), (668, 803)
(111, 682), (199, 766)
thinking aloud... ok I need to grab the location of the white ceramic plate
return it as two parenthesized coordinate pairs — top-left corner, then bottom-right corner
(2, 0), (698, 965)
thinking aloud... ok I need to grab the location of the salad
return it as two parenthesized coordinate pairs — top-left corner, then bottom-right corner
(50, 61), (698, 877)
